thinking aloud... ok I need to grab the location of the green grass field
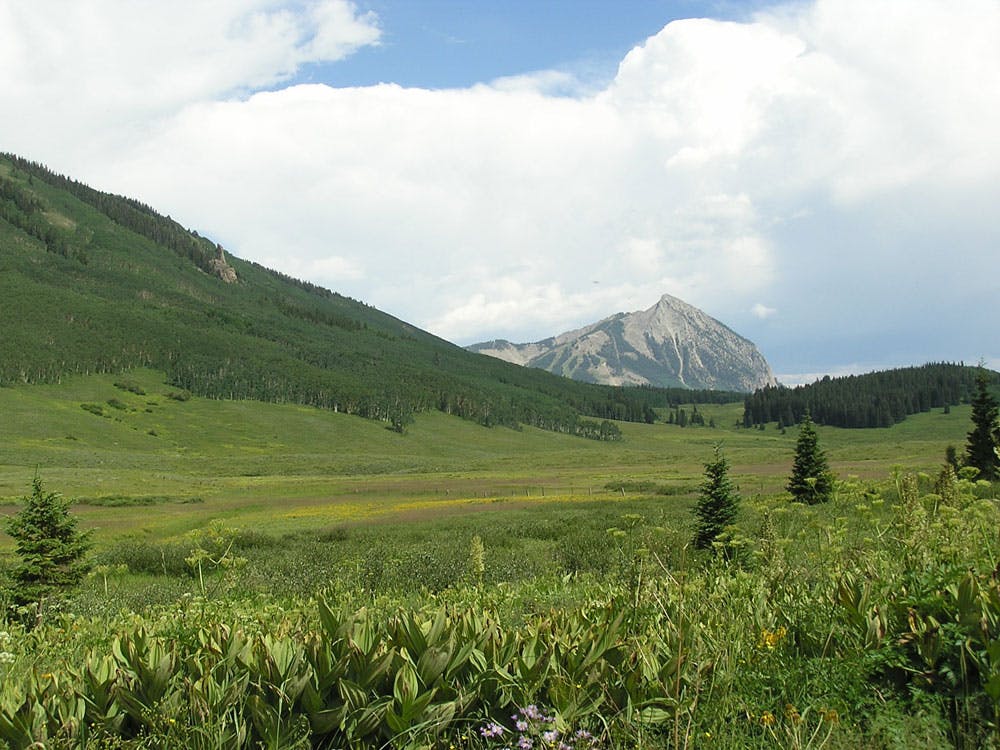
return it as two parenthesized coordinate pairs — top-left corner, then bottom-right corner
(0, 368), (969, 548)
(0, 371), (969, 527)
(3, 372), (996, 749)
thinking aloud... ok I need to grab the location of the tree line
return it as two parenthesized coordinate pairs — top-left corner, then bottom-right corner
(1, 153), (217, 274)
(742, 363), (994, 429)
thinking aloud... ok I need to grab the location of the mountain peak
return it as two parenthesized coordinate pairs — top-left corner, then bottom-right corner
(469, 294), (776, 392)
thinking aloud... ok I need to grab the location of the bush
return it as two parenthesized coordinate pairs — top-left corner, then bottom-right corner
(98, 539), (190, 577)
(113, 379), (146, 395)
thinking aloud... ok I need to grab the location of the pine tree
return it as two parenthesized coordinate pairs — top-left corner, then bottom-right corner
(4, 477), (93, 612)
(787, 413), (835, 503)
(693, 445), (740, 552)
(966, 371), (1000, 480)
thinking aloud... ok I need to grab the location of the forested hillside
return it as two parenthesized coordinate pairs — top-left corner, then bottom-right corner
(0, 154), (741, 436)
(743, 363), (999, 428)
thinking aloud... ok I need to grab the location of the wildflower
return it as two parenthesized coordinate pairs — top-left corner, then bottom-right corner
(759, 626), (787, 649)
(517, 720), (529, 731)
(784, 704), (801, 725)
(480, 722), (505, 739)
(821, 708), (840, 724)
(760, 710), (776, 726)
(518, 737), (534, 749)
(542, 729), (559, 743)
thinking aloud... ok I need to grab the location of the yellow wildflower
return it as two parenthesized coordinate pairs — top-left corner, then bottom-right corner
(759, 625), (787, 649)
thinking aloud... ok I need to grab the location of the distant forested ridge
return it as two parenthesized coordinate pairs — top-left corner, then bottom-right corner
(0, 153), (743, 438)
(2, 153), (217, 274)
(743, 363), (998, 429)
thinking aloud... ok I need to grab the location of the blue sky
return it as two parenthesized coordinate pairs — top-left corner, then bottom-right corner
(296, 1), (766, 90)
(1, 0), (998, 384)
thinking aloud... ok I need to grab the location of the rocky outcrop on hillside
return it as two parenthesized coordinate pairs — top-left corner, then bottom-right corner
(469, 293), (776, 392)
(209, 245), (238, 283)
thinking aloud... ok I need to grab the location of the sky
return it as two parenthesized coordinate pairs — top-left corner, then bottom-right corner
(1, 0), (998, 384)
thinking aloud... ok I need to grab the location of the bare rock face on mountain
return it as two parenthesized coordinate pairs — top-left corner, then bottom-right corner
(468, 293), (777, 392)
(209, 245), (238, 284)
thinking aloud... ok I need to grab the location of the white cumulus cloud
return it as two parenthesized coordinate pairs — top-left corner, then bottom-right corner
(1, 0), (998, 374)
(0, 0), (380, 169)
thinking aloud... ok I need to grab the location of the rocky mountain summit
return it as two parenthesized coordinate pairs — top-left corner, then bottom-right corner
(469, 293), (777, 392)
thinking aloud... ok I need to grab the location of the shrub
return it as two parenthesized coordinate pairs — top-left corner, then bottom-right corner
(113, 379), (146, 395)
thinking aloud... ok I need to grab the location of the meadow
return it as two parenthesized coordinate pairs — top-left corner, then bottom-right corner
(1, 370), (997, 749)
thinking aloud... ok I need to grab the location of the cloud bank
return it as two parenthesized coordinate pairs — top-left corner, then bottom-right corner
(1, 0), (998, 374)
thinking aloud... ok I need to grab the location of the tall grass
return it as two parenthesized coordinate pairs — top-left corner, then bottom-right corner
(2, 471), (998, 748)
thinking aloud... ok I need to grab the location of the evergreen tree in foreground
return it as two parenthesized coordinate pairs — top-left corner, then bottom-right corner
(4, 477), (92, 614)
(966, 370), (1000, 480)
(787, 413), (835, 503)
(693, 445), (740, 552)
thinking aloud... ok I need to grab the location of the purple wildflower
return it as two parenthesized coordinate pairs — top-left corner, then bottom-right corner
(480, 722), (505, 739)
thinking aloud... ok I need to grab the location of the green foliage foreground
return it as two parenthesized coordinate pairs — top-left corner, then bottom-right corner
(2, 471), (1000, 748)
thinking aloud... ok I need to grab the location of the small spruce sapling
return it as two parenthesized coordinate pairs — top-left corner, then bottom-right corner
(693, 445), (740, 554)
(4, 476), (92, 618)
(787, 413), (835, 503)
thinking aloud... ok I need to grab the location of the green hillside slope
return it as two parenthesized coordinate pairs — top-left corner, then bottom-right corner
(1, 154), (734, 434)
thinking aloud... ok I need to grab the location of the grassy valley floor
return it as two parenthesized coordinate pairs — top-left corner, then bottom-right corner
(0, 371), (995, 748)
